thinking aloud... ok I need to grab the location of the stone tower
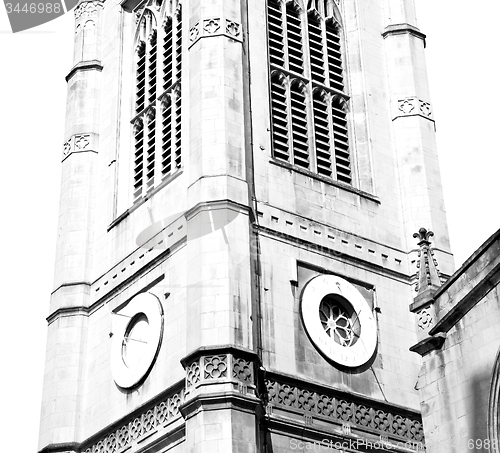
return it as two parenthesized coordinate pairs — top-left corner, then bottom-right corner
(38, 0), (454, 452)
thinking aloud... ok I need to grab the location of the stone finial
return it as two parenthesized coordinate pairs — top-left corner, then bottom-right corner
(413, 228), (441, 299)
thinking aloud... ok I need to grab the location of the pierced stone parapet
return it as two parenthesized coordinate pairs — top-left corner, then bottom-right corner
(81, 384), (184, 453)
(265, 374), (425, 448)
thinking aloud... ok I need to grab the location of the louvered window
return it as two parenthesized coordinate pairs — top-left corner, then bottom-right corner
(268, 0), (351, 184)
(132, 1), (182, 202)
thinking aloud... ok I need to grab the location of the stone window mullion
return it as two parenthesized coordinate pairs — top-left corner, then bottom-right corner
(304, 82), (317, 173)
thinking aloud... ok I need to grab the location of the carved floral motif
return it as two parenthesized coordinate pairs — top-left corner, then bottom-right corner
(189, 22), (200, 43)
(397, 97), (433, 119)
(417, 307), (433, 330)
(186, 361), (200, 388)
(233, 357), (253, 382)
(204, 355), (227, 379)
(203, 18), (220, 34)
(225, 19), (240, 37)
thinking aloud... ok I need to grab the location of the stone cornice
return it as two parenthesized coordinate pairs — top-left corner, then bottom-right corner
(180, 344), (259, 368)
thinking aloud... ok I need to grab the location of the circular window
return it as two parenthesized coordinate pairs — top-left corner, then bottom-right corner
(122, 313), (149, 369)
(319, 295), (361, 347)
(301, 275), (377, 367)
(111, 292), (163, 389)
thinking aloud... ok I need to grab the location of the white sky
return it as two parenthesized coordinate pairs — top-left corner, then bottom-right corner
(0, 1), (499, 451)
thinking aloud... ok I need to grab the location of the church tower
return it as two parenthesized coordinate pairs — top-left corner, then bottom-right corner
(38, 0), (454, 452)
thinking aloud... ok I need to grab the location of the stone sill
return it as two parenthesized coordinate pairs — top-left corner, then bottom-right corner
(269, 159), (380, 204)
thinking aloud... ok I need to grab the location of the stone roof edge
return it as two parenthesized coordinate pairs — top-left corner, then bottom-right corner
(432, 227), (500, 300)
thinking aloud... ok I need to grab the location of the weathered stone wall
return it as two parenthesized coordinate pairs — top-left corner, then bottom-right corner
(415, 230), (500, 453)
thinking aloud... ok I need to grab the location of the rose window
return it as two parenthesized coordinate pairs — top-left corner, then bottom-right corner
(319, 295), (361, 347)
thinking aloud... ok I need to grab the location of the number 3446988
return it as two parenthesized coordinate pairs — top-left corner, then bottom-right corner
(5, 3), (61, 13)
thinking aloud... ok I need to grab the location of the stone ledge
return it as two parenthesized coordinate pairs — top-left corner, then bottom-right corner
(65, 60), (103, 82)
(180, 391), (261, 420)
(382, 23), (426, 47)
(181, 344), (259, 368)
(269, 159), (380, 204)
(38, 442), (79, 453)
(409, 333), (446, 356)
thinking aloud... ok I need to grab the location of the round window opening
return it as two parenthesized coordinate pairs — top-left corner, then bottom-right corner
(122, 313), (149, 369)
(319, 294), (361, 347)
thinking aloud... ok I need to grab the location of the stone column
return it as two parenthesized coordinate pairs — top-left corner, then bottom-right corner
(382, 0), (454, 276)
(38, 1), (103, 450)
(181, 0), (261, 451)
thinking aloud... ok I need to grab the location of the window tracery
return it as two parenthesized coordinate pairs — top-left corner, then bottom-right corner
(132, 0), (182, 202)
(268, 0), (351, 184)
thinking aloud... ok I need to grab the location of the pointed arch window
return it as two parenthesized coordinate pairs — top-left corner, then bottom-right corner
(267, 0), (351, 185)
(132, 0), (182, 202)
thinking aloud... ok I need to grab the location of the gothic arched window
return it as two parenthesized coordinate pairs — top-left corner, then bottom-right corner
(267, 0), (351, 184)
(132, 0), (182, 202)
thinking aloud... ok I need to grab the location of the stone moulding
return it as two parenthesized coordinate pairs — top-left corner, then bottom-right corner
(265, 372), (425, 449)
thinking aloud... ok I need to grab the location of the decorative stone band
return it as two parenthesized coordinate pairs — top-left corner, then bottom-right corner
(393, 97), (434, 122)
(182, 345), (257, 394)
(189, 17), (242, 48)
(62, 132), (99, 160)
(265, 374), (424, 447)
(80, 383), (184, 453)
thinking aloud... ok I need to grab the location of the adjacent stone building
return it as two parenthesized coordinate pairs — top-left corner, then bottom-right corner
(38, 0), (455, 452)
(411, 229), (500, 453)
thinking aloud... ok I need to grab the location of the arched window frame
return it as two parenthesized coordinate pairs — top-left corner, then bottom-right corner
(131, 0), (182, 203)
(267, 0), (352, 185)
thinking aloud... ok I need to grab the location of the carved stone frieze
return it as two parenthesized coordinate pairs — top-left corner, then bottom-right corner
(265, 378), (425, 443)
(394, 97), (433, 121)
(182, 348), (256, 395)
(62, 133), (97, 160)
(188, 16), (242, 48)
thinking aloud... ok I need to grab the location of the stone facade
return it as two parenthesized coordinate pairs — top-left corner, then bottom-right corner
(38, 0), (453, 452)
(411, 229), (500, 453)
